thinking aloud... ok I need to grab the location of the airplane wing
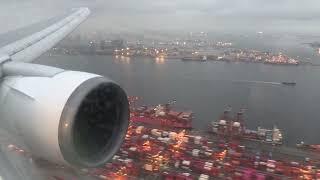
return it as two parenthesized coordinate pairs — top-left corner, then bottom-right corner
(0, 6), (128, 180)
(0, 7), (90, 63)
(0, 8), (92, 179)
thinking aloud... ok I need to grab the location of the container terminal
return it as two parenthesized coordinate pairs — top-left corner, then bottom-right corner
(82, 98), (320, 180)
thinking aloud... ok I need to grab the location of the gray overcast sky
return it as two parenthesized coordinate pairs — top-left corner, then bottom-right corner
(0, 0), (320, 34)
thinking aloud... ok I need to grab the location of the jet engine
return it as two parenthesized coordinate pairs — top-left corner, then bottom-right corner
(0, 70), (129, 167)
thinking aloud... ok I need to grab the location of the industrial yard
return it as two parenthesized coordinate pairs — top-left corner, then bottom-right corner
(86, 98), (320, 180)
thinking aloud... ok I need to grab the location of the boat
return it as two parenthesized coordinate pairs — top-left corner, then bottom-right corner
(182, 55), (207, 61)
(181, 57), (201, 61)
(210, 107), (283, 144)
(257, 126), (283, 144)
(202, 55), (207, 61)
(130, 102), (193, 129)
(130, 116), (192, 129)
(281, 82), (296, 86)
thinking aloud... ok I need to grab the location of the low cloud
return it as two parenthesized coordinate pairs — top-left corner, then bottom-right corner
(0, 0), (320, 34)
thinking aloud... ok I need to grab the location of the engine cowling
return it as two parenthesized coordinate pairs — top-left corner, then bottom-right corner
(0, 71), (129, 167)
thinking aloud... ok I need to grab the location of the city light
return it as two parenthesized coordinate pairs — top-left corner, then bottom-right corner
(155, 57), (165, 64)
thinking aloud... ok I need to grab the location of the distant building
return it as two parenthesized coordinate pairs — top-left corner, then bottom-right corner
(111, 39), (126, 49)
(100, 40), (106, 50)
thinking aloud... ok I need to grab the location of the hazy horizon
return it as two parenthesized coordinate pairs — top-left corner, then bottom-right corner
(1, 0), (320, 35)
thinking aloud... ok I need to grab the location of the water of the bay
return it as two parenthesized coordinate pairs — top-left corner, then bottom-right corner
(35, 34), (320, 146)
(36, 54), (320, 146)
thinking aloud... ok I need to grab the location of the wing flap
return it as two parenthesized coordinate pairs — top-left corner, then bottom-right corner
(0, 8), (90, 62)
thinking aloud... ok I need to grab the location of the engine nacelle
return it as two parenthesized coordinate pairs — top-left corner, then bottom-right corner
(0, 71), (129, 167)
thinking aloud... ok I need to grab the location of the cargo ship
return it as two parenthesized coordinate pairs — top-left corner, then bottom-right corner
(182, 55), (207, 61)
(131, 101), (193, 129)
(210, 107), (283, 145)
(281, 82), (296, 86)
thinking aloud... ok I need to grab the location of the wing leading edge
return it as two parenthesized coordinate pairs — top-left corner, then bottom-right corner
(0, 7), (90, 63)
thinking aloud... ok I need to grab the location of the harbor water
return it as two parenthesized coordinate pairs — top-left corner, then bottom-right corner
(36, 52), (320, 146)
